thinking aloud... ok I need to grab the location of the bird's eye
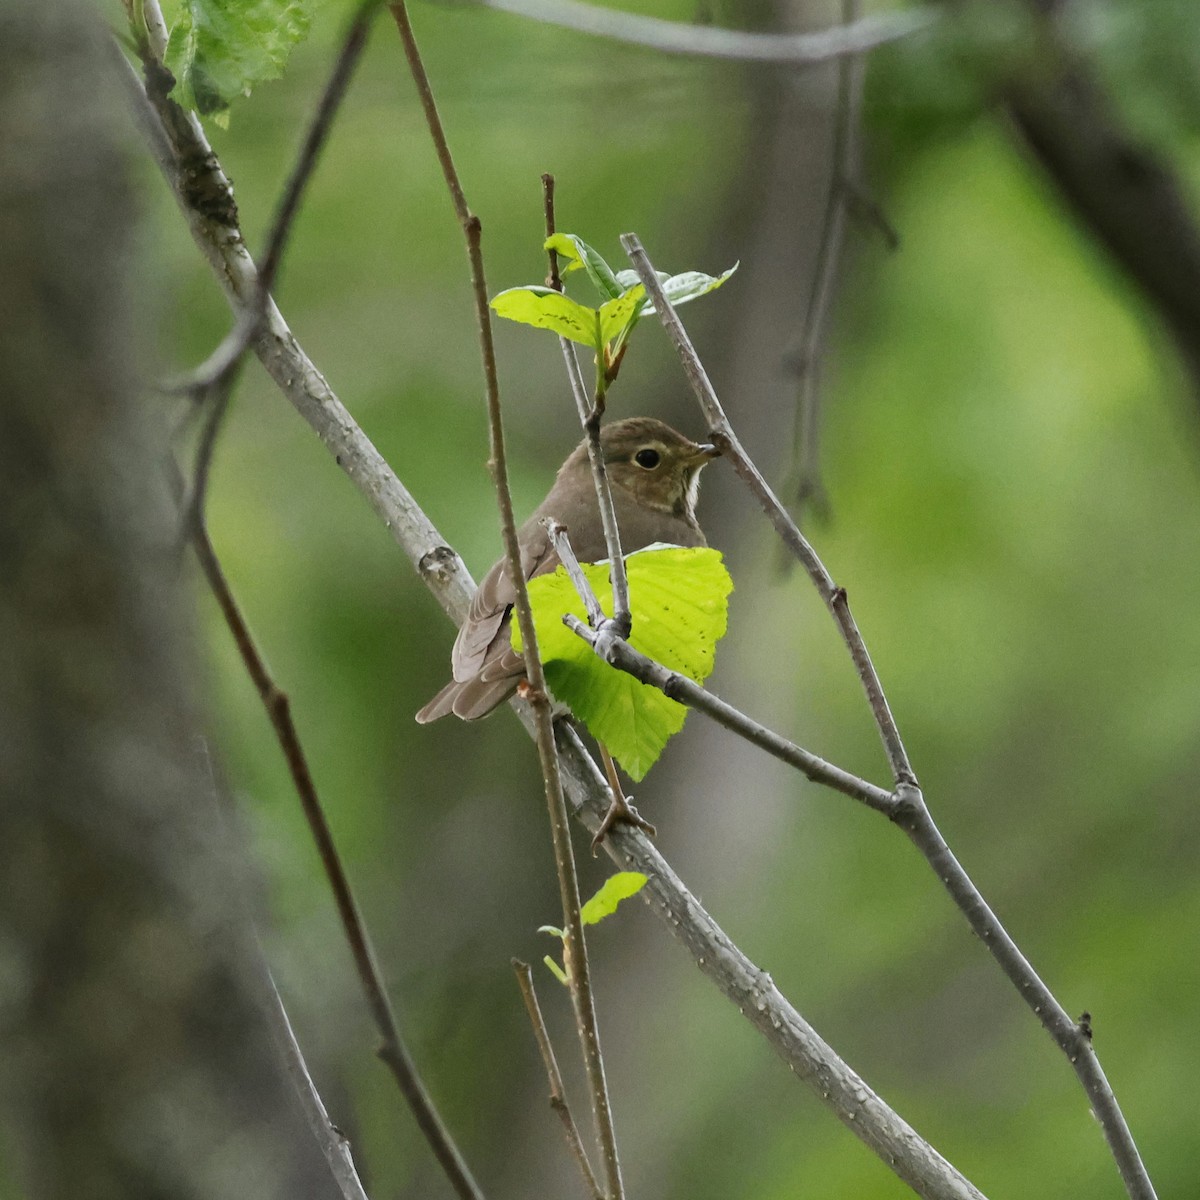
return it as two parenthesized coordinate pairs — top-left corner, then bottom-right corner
(634, 448), (661, 469)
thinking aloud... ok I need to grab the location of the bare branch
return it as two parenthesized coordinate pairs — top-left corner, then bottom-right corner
(543, 176), (632, 635)
(262, 968), (373, 1200)
(621, 234), (1156, 1200)
(552, 727), (988, 1200)
(187, 507), (486, 1200)
(115, 50), (475, 624)
(785, 0), (865, 520)
(1005, 7), (1200, 405)
(622, 232), (916, 787)
(387, 8), (626, 1196)
(134, 0), (376, 534)
(512, 961), (604, 1200)
(471, 0), (934, 64)
(558, 610), (896, 815)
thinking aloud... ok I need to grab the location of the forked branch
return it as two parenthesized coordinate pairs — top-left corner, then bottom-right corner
(622, 233), (1157, 1200)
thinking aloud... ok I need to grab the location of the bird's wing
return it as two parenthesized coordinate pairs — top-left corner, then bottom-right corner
(450, 520), (560, 682)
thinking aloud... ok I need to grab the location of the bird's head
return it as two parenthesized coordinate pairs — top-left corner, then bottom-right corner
(581, 416), (720, 520)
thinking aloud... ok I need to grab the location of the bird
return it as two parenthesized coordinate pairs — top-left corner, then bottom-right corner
(416, 416), (719, 725)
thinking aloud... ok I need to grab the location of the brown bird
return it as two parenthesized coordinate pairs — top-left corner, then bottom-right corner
(416, 416), (719, 724)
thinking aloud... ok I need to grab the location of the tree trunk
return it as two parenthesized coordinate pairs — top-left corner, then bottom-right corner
(0, 3), (332, 1196)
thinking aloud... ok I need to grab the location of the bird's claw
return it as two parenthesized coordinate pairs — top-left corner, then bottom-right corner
(591, 793), (656, 853)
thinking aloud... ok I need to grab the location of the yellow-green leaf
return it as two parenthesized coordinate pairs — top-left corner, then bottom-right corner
(543, 233), (621, 299)
(581, 872), (648, 926)
(598, 285), (646, 346)
(514, 546), (733, 780)
(490, 286), (600, 349)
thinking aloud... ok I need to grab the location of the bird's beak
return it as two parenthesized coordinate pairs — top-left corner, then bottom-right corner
(690, 442), (721, 464)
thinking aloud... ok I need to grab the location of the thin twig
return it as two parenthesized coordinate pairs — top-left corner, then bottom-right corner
(188, 514), (485, 1200)
(194, 730), (374, 1200)
(263, 966), (373, 1200)
(472, 0), (934, 63)
(512, 961), (604, 1200)
(893, 791), (1157, 1200)
(562, 613), (895, 815)
(553, 723), (988, 1200)
(547, 521), (893, 812)
(786, 0), (864, 520)
(543, 175), (631, 635)
(621, 234), (1156, 1200)
(131, 57), (992, 1198)
(622, 233), (915, 787)
(388, 8), (624, 1196)
(138, 0), (375, 533)
(542, 174), (562, 291)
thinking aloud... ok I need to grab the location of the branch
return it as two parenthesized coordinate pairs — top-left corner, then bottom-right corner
(1004, 7), (1200, 404)
(115, 50), (476, 626)
(512, 960), (603, 1200)
(188, 507), (486, 1200)
(552, 726), (987, 1200)
(387, 7), (625, 1196)
(622, 234), (1156, 1200)
(544, 175), (632, 634)
(262, 967), (373, 1200)
(785, 0), (866, 519)
(622, 232), (916, 788)
(133, 0), (376, 532)
(472, 0), (934, 63)
(126, 54), (991, 1200)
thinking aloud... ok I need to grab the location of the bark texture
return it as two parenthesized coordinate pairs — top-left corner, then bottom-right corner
(0, 3), (328, 1196)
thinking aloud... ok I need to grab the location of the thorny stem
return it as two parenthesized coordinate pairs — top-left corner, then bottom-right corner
(512, 961), (604, 1200)
(188, 509), (484, 1200)
(389, 10), (624, 1197)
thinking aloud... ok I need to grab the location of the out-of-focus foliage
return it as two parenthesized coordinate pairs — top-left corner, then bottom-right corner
(124, 1), (1200, 1198)
(164, 0), (313, 117)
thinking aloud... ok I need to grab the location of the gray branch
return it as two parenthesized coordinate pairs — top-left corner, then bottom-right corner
(622, 232), (917, 787)
(622, 231), (1157, 1200)
(262, 969), (372, 1200)
(471, 0), (934, 63)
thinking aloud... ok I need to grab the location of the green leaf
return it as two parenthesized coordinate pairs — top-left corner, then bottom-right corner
(165, 0), (313, 118)
(644, 264), (739, 315)
(598, 285), (646, 346)
(614, 268), (669, 292)
(543, 234), (623, 300)
(514, 546), (733, 781)
(580, 872), (648, 926)
(537, 924), (566, 940)
(491, 287), (601, 349)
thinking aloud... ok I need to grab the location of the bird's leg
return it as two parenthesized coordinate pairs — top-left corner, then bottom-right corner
(592, 742), (656, 852)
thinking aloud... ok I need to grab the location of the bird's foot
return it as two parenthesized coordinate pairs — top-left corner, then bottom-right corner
(591, 793), (656, 853)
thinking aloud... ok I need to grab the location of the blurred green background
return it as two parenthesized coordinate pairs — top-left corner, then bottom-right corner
(134, 1), (1200, 1196)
